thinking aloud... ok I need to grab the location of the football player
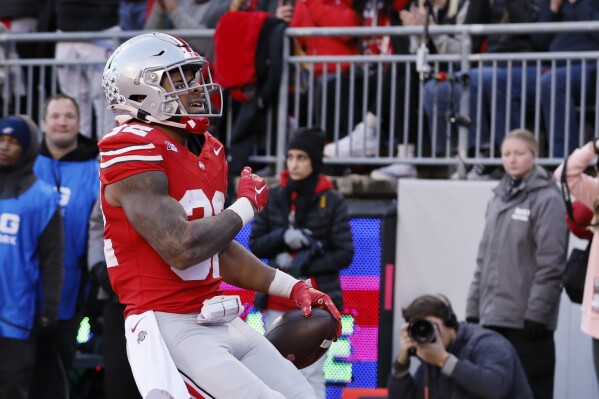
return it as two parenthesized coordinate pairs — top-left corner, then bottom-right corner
(98, 32), (341, 399)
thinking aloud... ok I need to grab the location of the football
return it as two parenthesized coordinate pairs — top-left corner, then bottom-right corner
(265, 308), (337, 369)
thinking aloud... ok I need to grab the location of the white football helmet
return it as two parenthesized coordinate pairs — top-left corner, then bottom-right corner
(102, 32), (222, 133)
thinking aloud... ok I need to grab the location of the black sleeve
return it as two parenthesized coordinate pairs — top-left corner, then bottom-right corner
(38, 209), (64, 321)
(530, 3), (557, 51)
(304, 192), (354, 276)
(464, 0), (493, 53)
(506, 0), (544, 23)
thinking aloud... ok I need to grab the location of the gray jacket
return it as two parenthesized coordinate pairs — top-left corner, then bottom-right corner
(466, 166), (567, 330)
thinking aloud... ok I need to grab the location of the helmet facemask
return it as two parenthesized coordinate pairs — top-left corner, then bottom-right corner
(143, 61), (221, 118)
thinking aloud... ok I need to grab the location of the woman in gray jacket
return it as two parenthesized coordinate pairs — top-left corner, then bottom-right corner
(465, 129), (567, 399)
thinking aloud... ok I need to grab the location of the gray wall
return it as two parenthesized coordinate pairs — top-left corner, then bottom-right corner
(392, 179), (598, 399)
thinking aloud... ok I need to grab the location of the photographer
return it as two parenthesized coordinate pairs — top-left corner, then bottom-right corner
(389, 294), (533, 399)
(249, 126), (354, 398)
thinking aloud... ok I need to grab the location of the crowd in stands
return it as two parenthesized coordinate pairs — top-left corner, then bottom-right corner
(1, 0), (599, 398)
(0, 0), (598, 180)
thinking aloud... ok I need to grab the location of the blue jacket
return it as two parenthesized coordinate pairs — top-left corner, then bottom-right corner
(34, 134), (99, 320)
(388, 323), (533, 399)
(0, 180), (59, 339)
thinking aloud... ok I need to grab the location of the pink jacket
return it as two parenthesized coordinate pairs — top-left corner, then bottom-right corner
(554, 142), (599, 339)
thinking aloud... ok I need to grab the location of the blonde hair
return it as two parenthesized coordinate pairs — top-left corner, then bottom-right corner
(502, 128), (539, 158)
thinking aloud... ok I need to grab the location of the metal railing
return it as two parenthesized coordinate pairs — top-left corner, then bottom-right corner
(1, 22), (598, 176)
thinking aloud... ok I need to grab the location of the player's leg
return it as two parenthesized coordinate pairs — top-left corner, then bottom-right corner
(155, 312), (289, 399)
(298, 355), (326, 398)
(229, 318), (317, 399)
(263, 310), (323, 398)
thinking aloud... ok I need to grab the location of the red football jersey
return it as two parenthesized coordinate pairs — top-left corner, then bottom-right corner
(99, 122), (228, 317)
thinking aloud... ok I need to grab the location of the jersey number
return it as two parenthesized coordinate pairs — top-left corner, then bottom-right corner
(172, 189), (225, 281)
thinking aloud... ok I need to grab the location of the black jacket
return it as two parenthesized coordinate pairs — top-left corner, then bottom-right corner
(56, 0), (119, 31)
(485, 0), (544, 54)
(249, 172), (354, 309)
(0, 0), (42, 19)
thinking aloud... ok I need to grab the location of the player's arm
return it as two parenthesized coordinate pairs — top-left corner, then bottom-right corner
(220, 241), (343, 338)
(219, 240), (277, 292)
(104, 167), (264, 270)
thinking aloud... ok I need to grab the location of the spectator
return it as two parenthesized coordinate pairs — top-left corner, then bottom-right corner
(30, 94), (100, 399)
(366, 0), (491, 180)
(99, 32), (340, 397)
(426, 0), (544, 179)
(389, 294), (533, 399)
(215, 0), (290, 200)
(466, 129), (567, 399)
(554, 139), (599, 389)
(323, 0), (421, 179)
(87, 197), (141, 399)
(532, 0), (599, 158)
(290, 0), (363, 142)
(249, 127), (354, 397)
(120, 0), (148, 31)
(0, 115), (64, 399)
(0, 0), (40, 113)
(405, 0), (491, 157)
(54, 0), (120, 139)
(469, 0), (544, 174)
(145, 0), (230, 62)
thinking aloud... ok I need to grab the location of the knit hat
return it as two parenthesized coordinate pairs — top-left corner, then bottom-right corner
(0, 115), (31, 152)
(286, 127), (326, 172)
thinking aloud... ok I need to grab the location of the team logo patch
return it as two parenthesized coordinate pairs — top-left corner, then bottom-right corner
(511, 207), (530, 222)
(137, 330), (147, 344)
(165, 141), (178, 152)
(198, 161), (206, 171)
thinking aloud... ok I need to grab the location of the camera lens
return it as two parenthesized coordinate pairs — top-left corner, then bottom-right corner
(408, 319), (436, 344)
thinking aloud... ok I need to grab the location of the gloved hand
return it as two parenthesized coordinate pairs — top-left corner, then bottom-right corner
(284, 228), (309, 250)
(35, 312), (57, 332)
(237, 167), (269, 213)
(287, 249), (312, 278)
(524, 319), (548, 340)
(465, 317), (479, 324)
(290, 281), (342, 339)
(275, 252), (293, 270)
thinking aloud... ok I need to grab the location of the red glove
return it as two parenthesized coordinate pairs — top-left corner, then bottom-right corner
(237, 166), (269, 213)
(290, 281), (342, 339)
(566, 201), (594, 240)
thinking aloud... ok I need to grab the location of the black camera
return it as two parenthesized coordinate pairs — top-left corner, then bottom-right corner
(408, 319), (436, 344)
